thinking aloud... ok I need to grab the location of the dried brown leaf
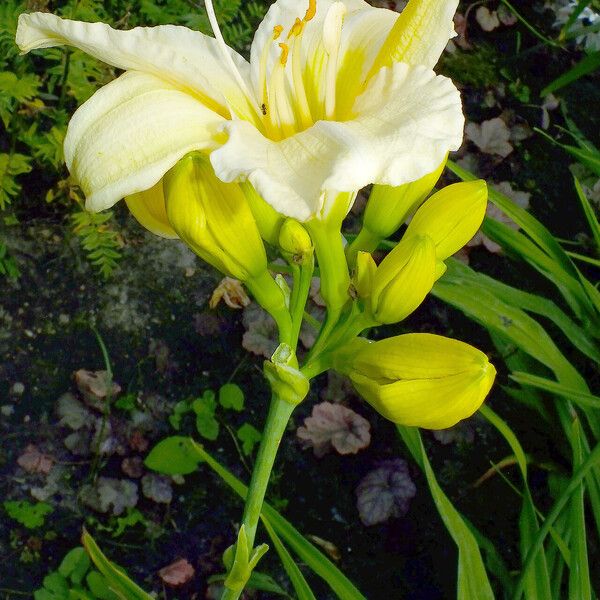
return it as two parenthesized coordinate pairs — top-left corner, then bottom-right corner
(17, 444), (54, 475)
(297, 402), (371, 457)
(158, 558), (195, 586)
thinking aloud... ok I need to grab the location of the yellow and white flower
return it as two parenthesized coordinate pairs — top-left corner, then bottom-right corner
(16, 0), (464, 223)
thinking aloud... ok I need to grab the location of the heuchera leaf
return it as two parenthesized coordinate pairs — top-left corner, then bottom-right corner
(297, 402), (371, 458)
(355, 459), (416, 526)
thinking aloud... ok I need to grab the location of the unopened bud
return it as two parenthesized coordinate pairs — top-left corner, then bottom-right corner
(279, 219), (313, 265)
(334, 334), (496, 429)
(405, 180), (488, 261)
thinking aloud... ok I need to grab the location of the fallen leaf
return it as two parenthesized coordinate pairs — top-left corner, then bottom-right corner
(74, 370), (121, 410)
(242, 304), (278, 359)
(121, 456), (144, 478)
(129, 430), (149, 453)
(141, 473), (173, 504)
(465, 118), (514, 158)
(476, 6), (501, 31)
(80, 477), (138, 516)
(159, 559), (195, 586)
(210, 277), (251, 309)
(56, 392), (92, 430)
(498, 4), (517, 26)
(453, 12), (471, 50)
(17, 445), (54, 475)
(297, 402), (371, 458)
(356, 459), (416, 526)
(306, 535), (342, 561)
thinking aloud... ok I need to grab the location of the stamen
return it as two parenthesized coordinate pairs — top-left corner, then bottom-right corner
(270, 45), (297, 138)
(204, 0), (256, 105)
(288, 18), (313, 129)
(273, 25), (284, 39)
(304, 0), (317, 22)
(322, 2), (346, 120)
(279, 42), (290, 66)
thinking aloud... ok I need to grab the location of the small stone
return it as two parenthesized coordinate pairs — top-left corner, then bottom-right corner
(10, 382), (25, 396)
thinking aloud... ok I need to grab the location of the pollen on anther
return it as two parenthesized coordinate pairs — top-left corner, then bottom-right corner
(288, 17), (304, 39)
(273, 25), (284, 39)
(279, 42), (290, 65)
(304, 0), (317, 22)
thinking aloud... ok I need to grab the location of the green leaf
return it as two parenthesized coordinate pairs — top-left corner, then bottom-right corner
(541, 51), (600, 97)
(4, 500), (53, 529)
(237, 423), (262, 456)
(86, 571), (120, 600)
(0, 152), (32, 210)
(189, 440), (367, 600)
(42, 573), (69, 597)
(568, 420), (591, 600)
(513, 441), (600, 600)
(82, 531), (154, 600)
(219, 383), (245, 411)
(510, 372), (600, 409)
(59, 547), (90, 585)
(397, 426), (495, 600)
(193, 391), (220, 440)
(573, 176), (600, 250)
(144, 436), (203, 475)
(261, 517), (316, 600)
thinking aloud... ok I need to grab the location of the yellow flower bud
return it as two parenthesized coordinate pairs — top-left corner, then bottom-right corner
(164, 152), (267, 281)
(335, 334), (496, 429)
(369, 234), (436, 324)
(405, 180), (488, 261)
(125, 181), (178, 239)
(241, 182), (284, 248)
(363, 159), (445, 243)
(353, 251), (377, 299)
(278, 219), (313, 265)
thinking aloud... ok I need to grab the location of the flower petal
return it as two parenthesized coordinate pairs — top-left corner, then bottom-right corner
(66, 71), (225, 212)
(249, 0), (396, 122)
(16, 12), (254, 120)
(370, 0), (459, 74)
(211, 62), (463, 221)
(125, 181), (178, 239)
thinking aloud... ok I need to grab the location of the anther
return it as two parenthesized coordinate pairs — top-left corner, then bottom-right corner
(273, 25), (284, 39)
(279, 43), (290, 66)
(288, 17), (304, 39)
(304, 0), (317, 22)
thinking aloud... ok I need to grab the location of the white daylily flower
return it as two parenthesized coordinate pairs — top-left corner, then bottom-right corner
(16, 0), (463, 222)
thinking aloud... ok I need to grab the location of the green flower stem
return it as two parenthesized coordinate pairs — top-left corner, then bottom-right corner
(305, 219), (350, 315)
(247, 271), (293, 345)
(345, 227), (381, 269)
(220, 393), (296, 600)
(240, 394), (295, 549)
(289, 256), (315, 350)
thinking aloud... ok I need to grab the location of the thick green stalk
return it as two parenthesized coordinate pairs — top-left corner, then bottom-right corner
(220, 394), (296, 600)
(289, 256), (315, 350)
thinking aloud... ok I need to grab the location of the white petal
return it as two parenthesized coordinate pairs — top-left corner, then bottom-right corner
(16, 12), (255, 121)
(211, 62), (463, 221)
(250, 0), (395, 121)
(65, 71), (225, 212)
(373, 0), (459, 72)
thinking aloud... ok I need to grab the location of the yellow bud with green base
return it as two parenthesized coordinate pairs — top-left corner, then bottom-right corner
(334, 334), (496, 429)
(164, 152), (267, 281)
(348, 159), (445, 264)
(278, 219), (313, 266)
(355, 234), (436, 325)
(405, 180), (488, 262)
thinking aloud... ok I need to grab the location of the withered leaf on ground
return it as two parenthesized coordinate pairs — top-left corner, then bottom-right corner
(158, 558), (195, 586)
(356, 459), (417, 526)
(17, 444), (54, 475)
(297, 402), (371, 457)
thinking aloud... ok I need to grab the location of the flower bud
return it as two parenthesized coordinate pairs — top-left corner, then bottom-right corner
(164, 152), (267, 281)
(334, 334), (496, 429)
(125, 181), (178, 239)
(241, 182), (284, 248)
(363, 160), (445, 243)
(405, 180), (488, 261)
(278, 219), (313, 265)
(368, 234), (436, 324)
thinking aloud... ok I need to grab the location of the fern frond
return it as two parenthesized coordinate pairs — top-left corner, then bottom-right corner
(71, 210), (122, 279)
(0, 153), (32, 210)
